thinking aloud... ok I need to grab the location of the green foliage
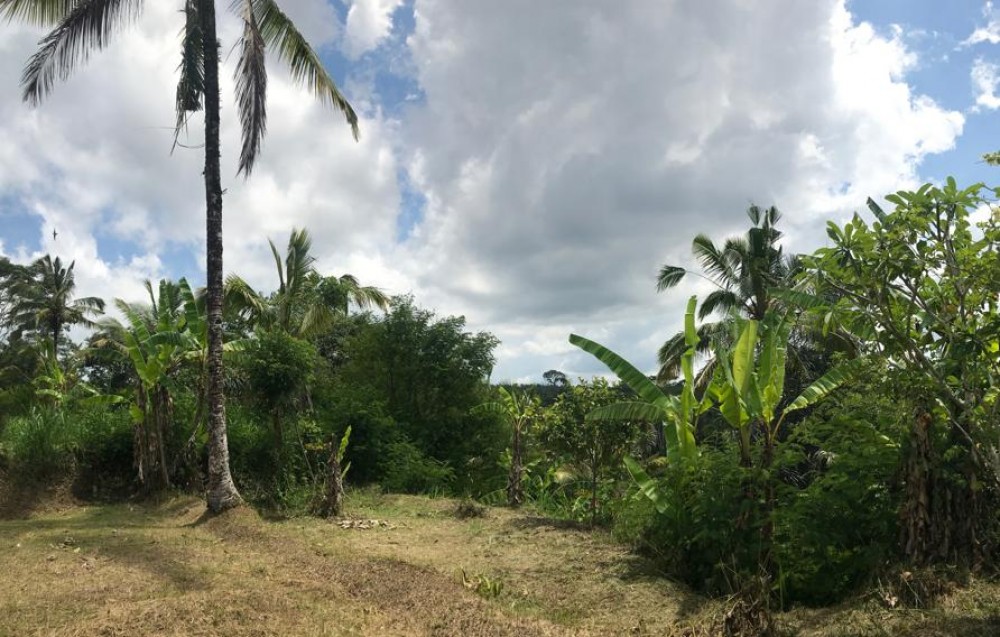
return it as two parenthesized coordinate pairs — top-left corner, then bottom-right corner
(70, 405), (134, 498)
(537, 378), (644, 523)
(774, 412), (902, 603)
(239, 329), (316, 412)
(800, 179), (1000, 567)
(616, 442), (752, 593)
(330, 297), (504, 495)
(569, 297), (704, 462)
(0, 407), (74, 480)
(379, 440), (455, 494)
(225, 403), (323, 512)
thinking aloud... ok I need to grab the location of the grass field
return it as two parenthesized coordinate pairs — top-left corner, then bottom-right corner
(1, 490), (998, 636)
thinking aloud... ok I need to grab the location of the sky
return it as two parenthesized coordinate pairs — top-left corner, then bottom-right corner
(0, 0), (998, 382)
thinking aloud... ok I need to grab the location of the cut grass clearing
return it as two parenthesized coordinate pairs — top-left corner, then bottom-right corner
(0, 490), (998, 636)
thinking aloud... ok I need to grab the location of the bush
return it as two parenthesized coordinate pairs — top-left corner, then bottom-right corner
(72, 405), (134, 498)
(0, 408), (75, 480)
(773, 413), (902, 604)
(379, 440), (454, 494)
(614, 404), (904, 604)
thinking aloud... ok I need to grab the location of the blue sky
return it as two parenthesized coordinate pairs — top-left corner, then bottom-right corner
(1, 0), (1000, 381)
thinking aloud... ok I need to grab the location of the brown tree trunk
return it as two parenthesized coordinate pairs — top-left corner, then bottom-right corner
(201, 0), (241, 513)
(134, 385), (171, 493)
(318, 436), (345, 518)
(900, 411), (987, 569)
(507, 427), (523, 507)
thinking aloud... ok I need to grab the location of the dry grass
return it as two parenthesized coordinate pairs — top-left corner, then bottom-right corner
(0, 489), (998, 636)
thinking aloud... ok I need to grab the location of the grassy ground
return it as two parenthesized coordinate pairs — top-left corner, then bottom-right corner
(0, 490), (997, 636)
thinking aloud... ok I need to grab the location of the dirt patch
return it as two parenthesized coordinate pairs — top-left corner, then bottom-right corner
(0, 471), (80, 520)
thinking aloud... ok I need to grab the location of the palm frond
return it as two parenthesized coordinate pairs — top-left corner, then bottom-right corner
(173, 0), (204, 145)
(656, 321), (716, 382)
(691, 234), (735, 285)
(234, 0), (267, 176)
(21, 0), (143, 105)
(1, 0), (75, 26)
(251, 0), (359, 139)
(656, 264), (686, 292)
(698, 289), (739, 320)
(298, 302), (335, 338)
(223, 274), (268, 325)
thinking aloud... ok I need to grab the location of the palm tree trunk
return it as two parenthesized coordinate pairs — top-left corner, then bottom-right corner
(201, 0), (241, 513)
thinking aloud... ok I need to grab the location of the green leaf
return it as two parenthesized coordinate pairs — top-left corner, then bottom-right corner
(731, 319), (758, 396)
(784, 358), (864, 415)
(569, 334), (665, 406)
(337, 425), (351, 463)
(866, 197), (887, 221)
(624, 455), (668, 514)
(586, 401), (669, 423)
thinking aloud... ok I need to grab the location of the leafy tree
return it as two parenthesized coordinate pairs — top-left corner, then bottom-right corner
(4, 0), (359, 513)
(0, 257), (28, 344)
(7, 255), (104, 353)
(237, 329), (315, 447)
(538, 378), (642, 524)
(94, 280), (202, 490)
(542, 369), (568, 387)
(333, 297), (503, 493)
(798, 179), (1000, 569)
(473, 387), (540, 507)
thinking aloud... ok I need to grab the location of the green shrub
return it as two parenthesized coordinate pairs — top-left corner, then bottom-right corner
(613, 441), (760, 595)
(773, 413), (902, 604)
(379, 440), (454, 494)
(0, 408), (75, 480)
(71, 405), (134, 498)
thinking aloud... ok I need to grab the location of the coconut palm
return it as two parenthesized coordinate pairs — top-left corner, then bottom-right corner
(7, 255), (104, 353)
(655, 205), (800, 382)
(3, 0), (359, 512)
(226, 227), (389, 338)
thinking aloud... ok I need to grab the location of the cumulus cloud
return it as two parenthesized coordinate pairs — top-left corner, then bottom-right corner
(0, 0), (401, 308)
(971, 58), (1000, 110)
(0, 0), (966, 383)
(342, 0), (404, 59)
(392, 0), (963, 380)
(963, 1), (1000, 46)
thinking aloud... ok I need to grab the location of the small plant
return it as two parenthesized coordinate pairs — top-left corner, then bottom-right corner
(461, 569), (504, 599)
(454, 499), (487, 519)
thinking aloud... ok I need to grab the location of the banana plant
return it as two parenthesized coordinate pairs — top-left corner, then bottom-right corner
(472, 387), (541, 507)
(33, 341), (122, 409)
(570, 296), (708, 463)
(93, 279), (206, 491)
(709, 311), (864, 468)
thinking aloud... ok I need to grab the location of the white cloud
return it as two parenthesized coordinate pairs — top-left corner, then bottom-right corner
(391, 0), (963, 380)
(0, 0), (966, 383)
(342, 0), (404, 59)
(963, 1), (1000, 46)
(0, 0), (401, 309)
(972, 58), (1000, 110)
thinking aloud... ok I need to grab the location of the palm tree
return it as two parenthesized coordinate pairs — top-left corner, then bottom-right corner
(226, 227), (389, 337)
(4, 0), (359, 512)
(655, 205), (799, 382)
(8, 255), (104, 353)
